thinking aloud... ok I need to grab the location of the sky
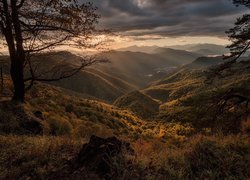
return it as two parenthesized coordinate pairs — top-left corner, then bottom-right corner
(82, 0), (248, 49)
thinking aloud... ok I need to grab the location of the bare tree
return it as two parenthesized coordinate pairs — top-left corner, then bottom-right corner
(0, 0), (106, 102)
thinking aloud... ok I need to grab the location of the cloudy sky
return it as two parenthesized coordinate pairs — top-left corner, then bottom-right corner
(85, 0), (248, 48)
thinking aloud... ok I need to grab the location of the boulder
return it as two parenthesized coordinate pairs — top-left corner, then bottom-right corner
(20, 119), (43, 135)
(77, 135), (133, 178)
(33, 110), (44, 120)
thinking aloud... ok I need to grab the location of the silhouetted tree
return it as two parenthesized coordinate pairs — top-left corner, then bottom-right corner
(207, 0), (249, 78)
(226, 0), (250, 60)
(205, 0), (250, 123)
(0, 0), (106, 102)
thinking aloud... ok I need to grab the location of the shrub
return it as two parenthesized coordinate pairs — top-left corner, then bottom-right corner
(47, 116), (73, 136)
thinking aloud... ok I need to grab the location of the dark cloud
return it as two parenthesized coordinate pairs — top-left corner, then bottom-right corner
(82, 0), (248, 38)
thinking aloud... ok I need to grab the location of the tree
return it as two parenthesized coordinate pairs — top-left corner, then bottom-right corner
(0, 0), (106, 102)
(226, 0), (250, 60)
(205, 0), (250, 124)
(207, 0), (249, 78)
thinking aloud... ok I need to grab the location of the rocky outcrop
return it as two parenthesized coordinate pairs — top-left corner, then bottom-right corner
(77, 135), (133, 178)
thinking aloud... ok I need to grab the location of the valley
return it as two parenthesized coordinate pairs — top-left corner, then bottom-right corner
(0, 0), (249, 179)
(0, 45), (249, 179)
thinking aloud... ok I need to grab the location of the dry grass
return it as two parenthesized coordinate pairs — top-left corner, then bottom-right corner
(0, 135), (85, 179)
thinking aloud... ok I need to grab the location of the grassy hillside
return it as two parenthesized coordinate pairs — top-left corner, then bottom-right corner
(0, 78), (191, 141)
(142, 60), (250, 133)
(0, 55), (249, 179)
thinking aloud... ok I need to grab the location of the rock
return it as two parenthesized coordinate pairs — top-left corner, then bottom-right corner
(33, 111), (44, 120)
(20, 119), (43, 135)
(77, 135), (133, 178)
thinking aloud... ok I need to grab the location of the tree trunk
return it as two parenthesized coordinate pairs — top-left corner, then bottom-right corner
(10, 59), (24, 102)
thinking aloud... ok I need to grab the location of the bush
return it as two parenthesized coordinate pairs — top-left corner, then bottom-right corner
(47, 116), (73, 136)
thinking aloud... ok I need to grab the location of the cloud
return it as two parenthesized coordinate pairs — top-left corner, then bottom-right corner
(82, 0), (248, 38)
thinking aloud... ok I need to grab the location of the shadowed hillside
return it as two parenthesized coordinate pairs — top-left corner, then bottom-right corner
(0, 52), (137, 103)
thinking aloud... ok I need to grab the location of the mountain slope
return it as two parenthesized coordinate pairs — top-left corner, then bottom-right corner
(95, 50), (200, 87)
(184, 56), (224, 69)
(0, 50), (201, 102)
(0, 60), (249, 179)
(114, 91), (160, 119)
(0, 51), (137, 103)
(167, 43), (229, 56)
(141, 60), (250, 133)
(153, 47), (201, 65)
(118, 45), (158, 53)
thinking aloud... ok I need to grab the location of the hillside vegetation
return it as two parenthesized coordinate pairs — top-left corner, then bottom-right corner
(0, 53), (249, 179)
(114, 91), (160, 119)
(0, 49), (201, 102)
(143, 61), (250, 133)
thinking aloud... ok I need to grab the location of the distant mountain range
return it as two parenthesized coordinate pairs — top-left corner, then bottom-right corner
(1, 46), (240, 103)
(95, 49), (200, 88)
(118, 43), (230, 56)
(118, 45), (158, 54)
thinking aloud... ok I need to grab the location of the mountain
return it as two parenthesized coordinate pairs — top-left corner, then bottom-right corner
(185, 56), (224, 69)
(95, 50), (200, 88)
(0, 50), (200, 102)
(39, 50), (199, 100)
(117, 45), (159, 53)
(0, 51), (137, 103)
(0, 49), (202, 102)
(167, 43), (229, 56)
(118, 44), (230, 56)
(1, 57), (249, 179)
(141, 60), (250, 132)
(152, 47), (201, 65)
